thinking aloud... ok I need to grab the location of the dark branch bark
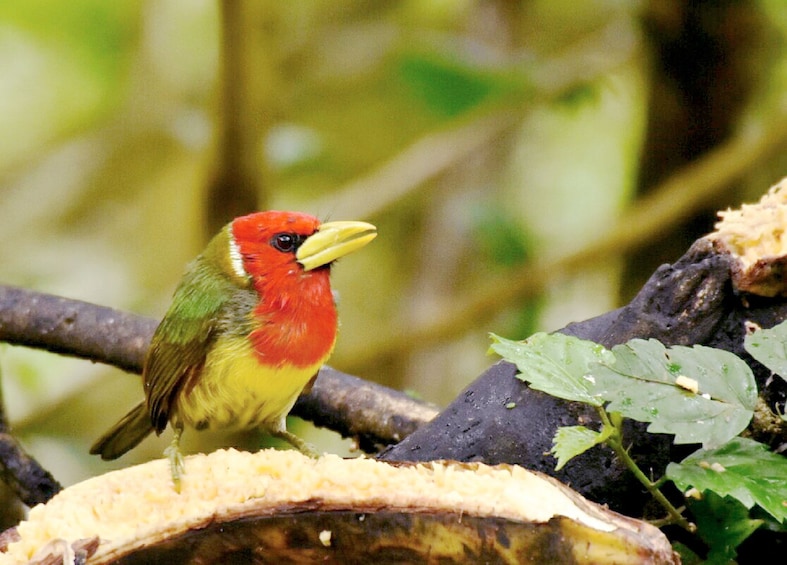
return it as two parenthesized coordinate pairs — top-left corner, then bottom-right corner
(0, 286), (154, 374)
(293, 368), (437, 452)
(0, 432), (61, 508)
(0, 374), (61, 508)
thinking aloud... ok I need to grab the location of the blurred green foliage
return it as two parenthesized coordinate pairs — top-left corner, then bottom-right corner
(397, 51), (528, 117)
(470, 204), (532, 267)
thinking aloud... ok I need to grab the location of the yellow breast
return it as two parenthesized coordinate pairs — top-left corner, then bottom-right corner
(175, 334), (328, 433)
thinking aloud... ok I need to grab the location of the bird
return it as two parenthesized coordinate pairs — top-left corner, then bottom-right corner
(90, 210), (376, 490)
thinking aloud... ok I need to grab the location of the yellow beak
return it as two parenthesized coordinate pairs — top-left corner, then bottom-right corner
(296, 220), (377, 271)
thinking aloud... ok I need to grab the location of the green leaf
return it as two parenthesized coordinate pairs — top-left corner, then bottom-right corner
(489, 332), (613, 406)
(666, 437), (787, 524)
(744, 319), (787, 384)
(490, 332), (758, 450)
(670, 542), (703, 565)
(687, 490), (762, 565)
(550, 426), (606, 470)
(591, 339), (757, 448)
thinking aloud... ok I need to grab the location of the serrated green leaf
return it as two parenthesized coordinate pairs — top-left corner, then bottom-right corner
(591, 339), (756, 448)
(666, 437), (787, 524)
(550, 426), (605, 470)
(744, 319), (787, 384)
(489, 332), (613, 406)
(687, 490), (762, 565)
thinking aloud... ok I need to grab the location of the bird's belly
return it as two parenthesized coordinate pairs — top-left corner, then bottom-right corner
(175, 335), (323, 432)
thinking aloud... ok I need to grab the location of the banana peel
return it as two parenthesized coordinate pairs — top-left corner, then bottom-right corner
(710, 176), (787, 297)
(0, 449), (677, 564)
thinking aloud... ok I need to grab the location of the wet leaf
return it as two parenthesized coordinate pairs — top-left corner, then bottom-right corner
(667, 437), (787, 524)
(550, 425), (606, 470)
(489, 332), (611, 406)
(592, 340), (756, 449)
(744, 319), (787, 384)
(687, 490), (762, 565)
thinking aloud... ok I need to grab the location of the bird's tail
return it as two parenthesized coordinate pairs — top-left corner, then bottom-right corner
(90, 402), (154, 460)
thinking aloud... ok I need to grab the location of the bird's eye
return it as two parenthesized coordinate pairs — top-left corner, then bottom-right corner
(271, 233), (302, 253)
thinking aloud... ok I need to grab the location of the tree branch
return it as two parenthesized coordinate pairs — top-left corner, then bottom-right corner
(0, 432), (61, 508)
(0, 286), (155, 374)
(0, 317), (63, 506)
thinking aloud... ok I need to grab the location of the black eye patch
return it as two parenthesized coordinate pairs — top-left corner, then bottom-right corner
(270, 232), (307, 253)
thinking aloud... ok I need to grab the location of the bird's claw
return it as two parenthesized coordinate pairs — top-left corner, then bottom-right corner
(271, 429), (320, 459)
(164, 431), (185, 493)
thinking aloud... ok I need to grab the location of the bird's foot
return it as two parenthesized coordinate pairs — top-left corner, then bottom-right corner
(271, 429), (320, 459)
(164, 430), (185, 493)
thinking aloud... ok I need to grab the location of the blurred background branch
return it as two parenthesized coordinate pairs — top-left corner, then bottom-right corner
(339, 107), (787, 372)
(204, 0), (269, 232)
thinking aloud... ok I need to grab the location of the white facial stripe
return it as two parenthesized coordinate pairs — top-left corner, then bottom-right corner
(228, 229), (249, 280)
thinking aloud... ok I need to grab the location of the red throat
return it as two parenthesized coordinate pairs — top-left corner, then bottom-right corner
(248, 268), (338, 368)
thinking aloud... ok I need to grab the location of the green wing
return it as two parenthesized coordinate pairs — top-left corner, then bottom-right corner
(145, 255), (251, 434)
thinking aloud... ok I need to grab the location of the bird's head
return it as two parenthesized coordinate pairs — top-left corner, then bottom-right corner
(194, 211), (376, 367)
(215, 211), (376, 287)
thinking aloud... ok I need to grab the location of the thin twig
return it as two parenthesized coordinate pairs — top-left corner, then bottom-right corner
(597, 409), (696, 533)
(308, 111), (517, 220)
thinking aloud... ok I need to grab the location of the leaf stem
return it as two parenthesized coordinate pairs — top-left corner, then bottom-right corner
(596, 408), (696, 533)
